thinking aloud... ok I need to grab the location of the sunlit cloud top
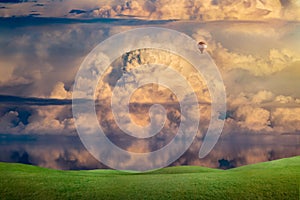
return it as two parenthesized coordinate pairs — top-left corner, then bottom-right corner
(0, 0), (300, 21)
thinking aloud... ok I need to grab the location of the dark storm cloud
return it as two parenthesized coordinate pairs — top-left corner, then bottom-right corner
(0, 94), (209, 107)
(0, 16), (176, 27)
(0, 0), (26, 3)
(0, 94), (78, 106)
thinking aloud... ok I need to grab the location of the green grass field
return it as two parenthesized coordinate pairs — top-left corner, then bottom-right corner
(0, 156), (299, 200)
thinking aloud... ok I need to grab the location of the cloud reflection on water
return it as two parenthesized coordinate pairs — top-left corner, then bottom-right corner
(0, 134), (299, 170)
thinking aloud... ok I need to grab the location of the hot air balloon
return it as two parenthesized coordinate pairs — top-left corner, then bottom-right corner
(198, 41), (207, 54)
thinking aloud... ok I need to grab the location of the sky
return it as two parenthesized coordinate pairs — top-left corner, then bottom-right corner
(0, 0), (299, 169)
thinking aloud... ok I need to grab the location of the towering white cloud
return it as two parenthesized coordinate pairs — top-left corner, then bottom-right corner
(235, 105), (272, 132)
(50, 81), (72, 99)
(271, 108), (300, 132)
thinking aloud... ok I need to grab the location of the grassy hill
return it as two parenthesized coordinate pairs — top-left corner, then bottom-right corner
(0, 156), (299, 200)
